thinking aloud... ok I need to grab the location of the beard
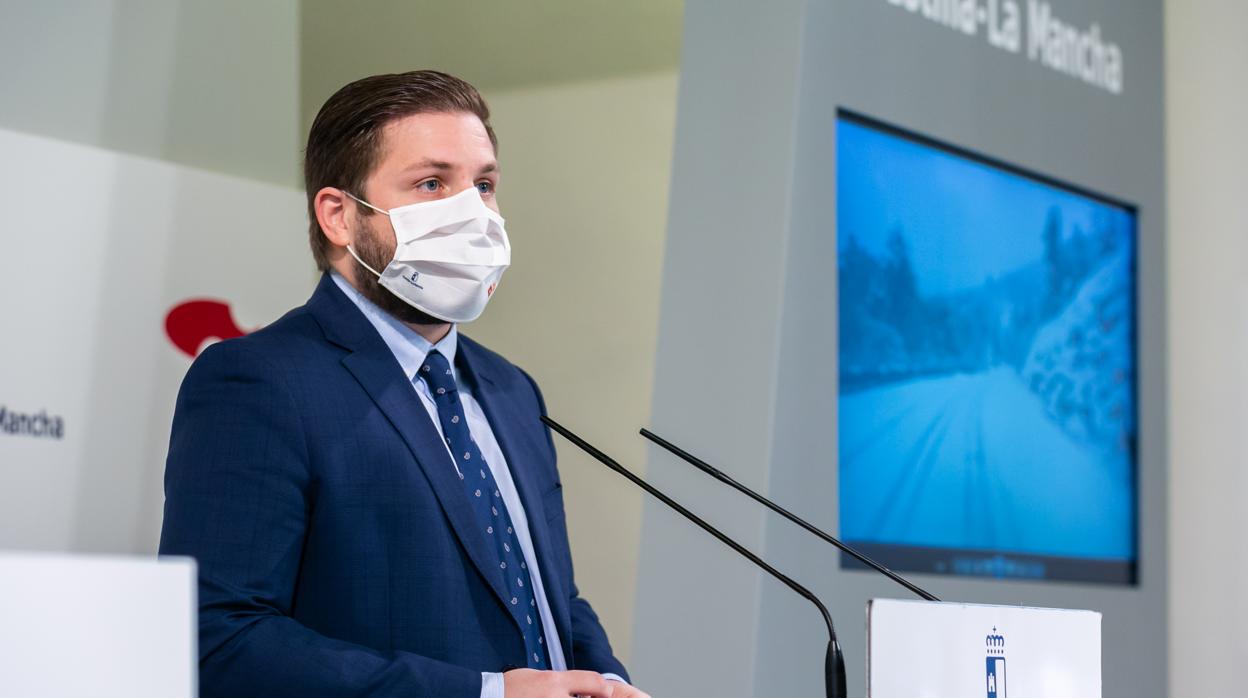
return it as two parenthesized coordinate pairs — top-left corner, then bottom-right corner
(351, 211), (449, 326)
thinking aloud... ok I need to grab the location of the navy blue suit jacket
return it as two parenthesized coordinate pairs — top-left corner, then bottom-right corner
(158, 273), (626, 697)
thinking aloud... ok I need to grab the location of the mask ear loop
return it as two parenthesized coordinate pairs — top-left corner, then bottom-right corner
(342, 190), (390, 279)
(346, 244), (384, 279)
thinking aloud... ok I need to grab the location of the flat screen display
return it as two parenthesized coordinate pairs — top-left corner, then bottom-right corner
(836, 112), (1138, 584)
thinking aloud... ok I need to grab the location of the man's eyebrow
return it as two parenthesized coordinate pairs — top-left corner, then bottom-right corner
(400, 159), (499, 175)
(402, 159), (454, 173)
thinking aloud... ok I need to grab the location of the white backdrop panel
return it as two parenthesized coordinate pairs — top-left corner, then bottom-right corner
(0, 552), (197, 698)
(0, 127), (313, 554)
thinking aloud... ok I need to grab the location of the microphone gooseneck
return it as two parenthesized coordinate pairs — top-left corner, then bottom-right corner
(541, 416), (846, 698)
(640, 427), (940, 602)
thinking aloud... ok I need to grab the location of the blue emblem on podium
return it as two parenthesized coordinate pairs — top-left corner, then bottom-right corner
(986, 627), (1006, 697)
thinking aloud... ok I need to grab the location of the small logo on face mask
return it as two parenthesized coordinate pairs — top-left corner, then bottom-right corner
(487, 282), (497, 297)
(405, 271), (424, 289)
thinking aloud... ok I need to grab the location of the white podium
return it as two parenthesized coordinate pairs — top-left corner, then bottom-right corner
(0, 552), (197, 698)
(868, 598), (1101, 697)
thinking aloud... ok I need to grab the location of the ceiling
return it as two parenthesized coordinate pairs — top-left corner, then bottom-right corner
(300, 0), (684, 135)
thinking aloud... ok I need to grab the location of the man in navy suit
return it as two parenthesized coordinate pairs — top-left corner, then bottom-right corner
(159, 71), (648, 698)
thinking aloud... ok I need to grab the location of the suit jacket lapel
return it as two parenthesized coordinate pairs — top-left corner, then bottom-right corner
(457, 341), (575, 662)
(307, 276), (517, 622)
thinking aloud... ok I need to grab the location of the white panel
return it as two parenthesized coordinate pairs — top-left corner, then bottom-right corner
(0, 552), (196, 698)
(0, 127), (312, 554)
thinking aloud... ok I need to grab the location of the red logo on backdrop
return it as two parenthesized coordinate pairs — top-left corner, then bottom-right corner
(164, 299), (249, 358)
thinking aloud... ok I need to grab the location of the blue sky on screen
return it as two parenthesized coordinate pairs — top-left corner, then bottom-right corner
(836, 119), (1133, 297)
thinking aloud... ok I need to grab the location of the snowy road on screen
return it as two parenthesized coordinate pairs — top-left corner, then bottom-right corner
(838, 367), (1134, 559)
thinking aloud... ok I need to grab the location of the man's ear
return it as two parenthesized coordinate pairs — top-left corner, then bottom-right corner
(314, 187), (353, 249)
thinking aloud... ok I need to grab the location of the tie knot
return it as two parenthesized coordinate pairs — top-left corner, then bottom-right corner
(418, 350), (457, 396)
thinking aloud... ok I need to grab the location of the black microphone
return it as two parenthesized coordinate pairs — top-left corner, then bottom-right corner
(541, 415), (846, 698)
(640, 427), (940, 602)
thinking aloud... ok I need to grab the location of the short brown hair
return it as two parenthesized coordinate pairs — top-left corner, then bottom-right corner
(303, 70), (497, 271)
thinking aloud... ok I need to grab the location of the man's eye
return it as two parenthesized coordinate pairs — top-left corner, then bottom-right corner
(416, 180), (440, 192)
(476, 181), (494, 195)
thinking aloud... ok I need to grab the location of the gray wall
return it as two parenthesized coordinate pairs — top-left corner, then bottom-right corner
(630, 0), (808, 690)
(0, 0), (300, 188)
(1165, 0), (1248, 694)
(634, 0), (1165, 695)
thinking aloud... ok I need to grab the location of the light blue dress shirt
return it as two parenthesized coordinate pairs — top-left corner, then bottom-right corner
(330, 273), (623, 697)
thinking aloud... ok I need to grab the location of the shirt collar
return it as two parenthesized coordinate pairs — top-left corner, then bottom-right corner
(330, 270), (459, 384)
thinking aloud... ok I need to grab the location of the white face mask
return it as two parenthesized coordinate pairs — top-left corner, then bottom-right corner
(346, 186), (511, 323)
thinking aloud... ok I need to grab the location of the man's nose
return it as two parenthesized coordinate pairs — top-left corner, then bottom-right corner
(445, 181), (478, 198)
(445, 182), (498, 212)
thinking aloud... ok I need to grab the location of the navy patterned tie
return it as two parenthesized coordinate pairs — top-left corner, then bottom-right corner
(418, 350), (549, 669)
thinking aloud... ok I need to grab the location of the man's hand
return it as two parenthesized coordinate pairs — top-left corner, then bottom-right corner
(502, 669), (615, 697)
(605, 679), (652, 698)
